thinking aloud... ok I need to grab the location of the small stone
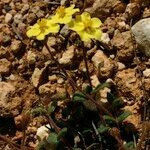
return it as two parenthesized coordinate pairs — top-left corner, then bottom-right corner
(31, 67), (45, 88)
(0, 58), (11, 75)
(59, 46), (75, 65)
(27, 51), (36, 64)
(21, 4), (30, 14)
(36, 124), (50, 141)
(117, 62), (125, 70)
(57, 78), (64, 84)
(48, 75), (57, 82)
(11, 40), (22, 54)
(27, 13), (37, 24)
(143, 69), (150, 78)
(5, 13), (12, 23)
(131, 18), (150, 57)
(92, 50), (114, 78)
(14, 13), (23, 24)
(100, 33), (110, 44)
(91, 75), (100, 87)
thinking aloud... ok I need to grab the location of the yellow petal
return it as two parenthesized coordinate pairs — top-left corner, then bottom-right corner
(81, 12), (91, 22)
(36, 33), (45, 40)
(78, 31), (91, 42)
(91, 18), (102, 28)
(91, 29), (102, 41)
(26, 26), (40, 37)
(69, 22), (84, 31)
(61, 16), (72, 24)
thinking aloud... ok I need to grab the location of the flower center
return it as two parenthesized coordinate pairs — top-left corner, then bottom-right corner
(84, 20), (92, 32)
(57, 6), (66, 18)
(38, 19), (48, 32)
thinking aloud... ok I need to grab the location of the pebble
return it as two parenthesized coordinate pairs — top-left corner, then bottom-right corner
(27, 51), (36, 64)
(131, 18), (150, 57)
(11, 40), (22, 54)
(143, 69), (150, 78)
(36, 124), (50, 141)
(100, 33), (110, 44)
(0, 58), (11, 75)
(117, 62), (125, 70)
(59, 45), (75, 65)
(5, 13), (13, 23)
(14, 13), (23, 24)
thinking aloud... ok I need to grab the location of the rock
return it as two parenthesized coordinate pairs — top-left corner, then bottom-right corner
(36, 124), (50, 141)
(115, 69), (143, 101)
(125, 3), (140, 19)
(21, 4), (30, 15)
(100, 33), (110, 44)
(0, 47), (10, 58)
(38, 82), (56, 95)
(27, 51), (36, 64)
(85, 0), (120, 20)
(143, 69), (150, 78)
(5, 13), (13, 23)
(0, 58), (11, 75)
(131, 18), (150, 57)
(91, 75), (100, 87)
(14, 13), (23, 24)
(27, 13), (37, 24)
(59, 45), (75, 65)
(31, 67), (45, 88)
(117, 62), (125, 70)
(11, 40), (22, 54)
(111, 30), (134, 62)
(0, 82), (15, 116)
(92, 50), (114, 78)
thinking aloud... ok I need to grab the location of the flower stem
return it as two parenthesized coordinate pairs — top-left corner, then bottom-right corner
(82, 45), (92, 88)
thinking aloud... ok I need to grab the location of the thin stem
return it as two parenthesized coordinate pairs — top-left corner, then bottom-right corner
(44, 41), (113, 117)
(82, 45), (92, 88)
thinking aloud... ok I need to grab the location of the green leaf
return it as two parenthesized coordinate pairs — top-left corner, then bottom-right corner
(103, 115), (116, 125)
(84, 85), (93, 94)
(47, 101), (57, 114)
(91, 83), (109, 94)
(117, 111), (132, 123)
(98, 124), (110, 134)
(31, 107), (47, 117)
(47, 133), (58, 144)
(57, 128), (67, 139)
(107, 93), (115, 103)
(124, 141), (135, 149)
(72, 92), (87, 102)
(112, 98), (124, 109)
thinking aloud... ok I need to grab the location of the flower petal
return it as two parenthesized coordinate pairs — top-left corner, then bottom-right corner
(78, 31), (91, 42)
(69, 22), (84, 31)
(91, 18), (102, 28)
(26, 26), (40, 37)
(36, 33), (45, 40)
(91, 29), (102, 40)
(81, 12), (91, 22)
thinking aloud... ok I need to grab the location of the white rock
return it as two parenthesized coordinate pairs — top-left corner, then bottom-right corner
(59, 46), (75, 65)
(101, 33), (110, 44)
(131, 18), (150, 57)
(143, 69), (150, 78)
(36, 124), (50, 141)
(117, 62), (125, 70)
(91, 75), (100, 87)
(5, 13), (12, 23)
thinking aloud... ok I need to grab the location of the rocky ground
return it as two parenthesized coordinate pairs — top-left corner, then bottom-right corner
(0, 0), (150, 150)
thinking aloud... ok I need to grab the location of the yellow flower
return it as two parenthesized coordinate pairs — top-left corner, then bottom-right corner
(51, 5), (79, 24)
(26, 19), (60, 40)
(69, 12), (102, 42)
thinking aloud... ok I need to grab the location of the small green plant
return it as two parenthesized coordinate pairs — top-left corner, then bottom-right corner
(27, 4), (138, 150)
